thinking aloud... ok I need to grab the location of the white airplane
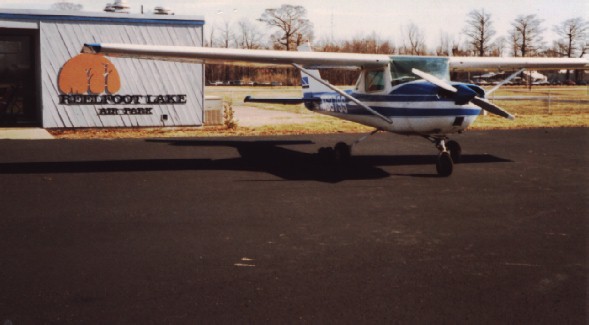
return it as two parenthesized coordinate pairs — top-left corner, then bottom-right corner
(82, 43), (588, 176)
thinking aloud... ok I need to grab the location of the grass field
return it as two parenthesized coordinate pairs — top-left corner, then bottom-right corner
(50, 85), (588, 139)
(474, 86), (589, 129)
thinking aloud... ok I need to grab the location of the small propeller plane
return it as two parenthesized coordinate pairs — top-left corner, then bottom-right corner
(81, 42), (588, 176)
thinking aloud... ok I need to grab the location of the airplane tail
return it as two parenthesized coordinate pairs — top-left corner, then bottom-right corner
(244, 44), (329, 107)
(297, 44), (332, 97)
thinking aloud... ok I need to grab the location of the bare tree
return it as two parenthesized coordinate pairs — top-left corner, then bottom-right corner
(258, 5), (314, 51)
(436, 32), (461, 56)
(51, 1), (83, 11)
(552, 17), (588, 58)
(463, 9), (496, 56)
(489, 36), (507, 57)
(551, 17), (587, 81)
(510, 14), (544, 57)
(237, 19), (265, 49)
(218, 21), (236, 48)
(338, 33), (396, 54)
(401, 23), (426, 55)
(205, 25), (215, 47)
(509, 29), (521, 57)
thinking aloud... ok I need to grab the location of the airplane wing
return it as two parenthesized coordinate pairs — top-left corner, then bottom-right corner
(82, 43), (588, 71)
(82, 43), (390, 68)
(449, 57), (589, 71)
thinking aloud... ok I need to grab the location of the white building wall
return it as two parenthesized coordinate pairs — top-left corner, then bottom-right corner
(40, 19), (203, 128)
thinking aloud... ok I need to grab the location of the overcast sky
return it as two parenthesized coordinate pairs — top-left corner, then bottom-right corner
(1, 0), (587, 47)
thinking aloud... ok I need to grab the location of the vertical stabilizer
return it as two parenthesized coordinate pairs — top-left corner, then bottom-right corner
(297, 44), (332, 96)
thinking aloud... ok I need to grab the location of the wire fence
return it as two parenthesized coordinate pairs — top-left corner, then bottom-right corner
(489, 87), (589, 115)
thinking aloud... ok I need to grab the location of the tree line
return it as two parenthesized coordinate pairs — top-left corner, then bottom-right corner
(207, 5), (587, 85)
(48, 2), (586, 85)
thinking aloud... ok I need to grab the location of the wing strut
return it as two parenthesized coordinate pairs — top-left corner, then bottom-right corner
(292, 63), (393, 124)
(486, 68), (525, 96)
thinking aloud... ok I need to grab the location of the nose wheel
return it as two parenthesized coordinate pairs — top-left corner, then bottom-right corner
(446, 140), (462, 163)
(428, 137), (461, 177)
(436, 151), (453, 177)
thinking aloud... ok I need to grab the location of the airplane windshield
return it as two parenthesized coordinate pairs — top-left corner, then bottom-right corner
(390, 56), (450, 86)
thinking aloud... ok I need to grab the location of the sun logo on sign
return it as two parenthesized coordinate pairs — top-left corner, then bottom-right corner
(58, 53), (121, 95)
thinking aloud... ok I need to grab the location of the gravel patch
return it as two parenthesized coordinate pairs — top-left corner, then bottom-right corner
(232, 105), (318, 127)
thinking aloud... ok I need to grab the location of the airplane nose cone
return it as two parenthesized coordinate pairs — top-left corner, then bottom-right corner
(453, 84), (478, 105)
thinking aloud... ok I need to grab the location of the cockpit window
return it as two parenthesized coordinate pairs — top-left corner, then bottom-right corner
(390, 56), (450, 86)
(365, 69), (385, 92)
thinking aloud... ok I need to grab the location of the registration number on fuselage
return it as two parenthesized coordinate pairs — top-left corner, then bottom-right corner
(317, 96), (348, 114)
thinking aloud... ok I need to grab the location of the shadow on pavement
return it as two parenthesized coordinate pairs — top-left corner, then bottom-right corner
(0, 139), (512, 182)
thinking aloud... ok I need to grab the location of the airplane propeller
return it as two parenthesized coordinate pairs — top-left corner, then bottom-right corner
(411, 68), (515, 120)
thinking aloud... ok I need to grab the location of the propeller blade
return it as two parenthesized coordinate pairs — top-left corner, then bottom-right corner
(412, 68), (514, 120)
(471, 97), (515, 120)
(411, 68), (457, 93)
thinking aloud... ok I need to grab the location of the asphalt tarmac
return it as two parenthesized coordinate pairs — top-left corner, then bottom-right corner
(0, 128), (586, 323)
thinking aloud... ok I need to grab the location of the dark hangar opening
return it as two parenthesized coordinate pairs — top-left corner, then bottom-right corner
(0, 28), (40, 126)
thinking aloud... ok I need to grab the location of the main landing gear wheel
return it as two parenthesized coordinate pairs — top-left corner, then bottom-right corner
(436, 151), (453, 177)
(334, 142), (352, 162)
(318, 142), (352, 164)
(317, 129), (379, 164)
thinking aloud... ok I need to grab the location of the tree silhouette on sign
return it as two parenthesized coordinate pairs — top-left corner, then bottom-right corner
(58, 54), (121, 95)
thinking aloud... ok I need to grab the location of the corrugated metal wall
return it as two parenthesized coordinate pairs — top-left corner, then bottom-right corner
(40, 19), (203, 128)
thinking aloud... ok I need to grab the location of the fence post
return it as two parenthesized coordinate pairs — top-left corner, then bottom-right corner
(548, 88), (551, 114)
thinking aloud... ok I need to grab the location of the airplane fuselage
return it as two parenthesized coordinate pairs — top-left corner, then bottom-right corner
(303, 81), (483, 135)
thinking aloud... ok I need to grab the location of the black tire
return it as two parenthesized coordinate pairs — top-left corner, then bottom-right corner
(446, 140), (462, 163)
(436, 152), (453, 177)
(334, 142), (351, 162)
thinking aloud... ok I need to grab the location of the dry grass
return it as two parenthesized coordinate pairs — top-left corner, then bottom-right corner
(49, 120), (373, 139)
(49, 85), (588, 139)
(472, 86), (589, 129)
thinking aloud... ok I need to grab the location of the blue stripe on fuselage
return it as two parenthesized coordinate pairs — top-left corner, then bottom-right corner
(346, 106), (480, 117)
(304, 92), (443, 103)
(303, 91), (481, 117)
(304, 81), (460, 101)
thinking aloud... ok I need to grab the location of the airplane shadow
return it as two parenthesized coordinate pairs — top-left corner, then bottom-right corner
(0, 139), (512, 182)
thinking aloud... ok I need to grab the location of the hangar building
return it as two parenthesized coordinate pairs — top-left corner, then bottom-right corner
(0, 9), (205, 128)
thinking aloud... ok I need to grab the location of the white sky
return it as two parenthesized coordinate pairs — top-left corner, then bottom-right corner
(1, 0), (587, 47)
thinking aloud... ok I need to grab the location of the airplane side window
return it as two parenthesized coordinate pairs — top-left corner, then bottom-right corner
(366, 70), (385, 92)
